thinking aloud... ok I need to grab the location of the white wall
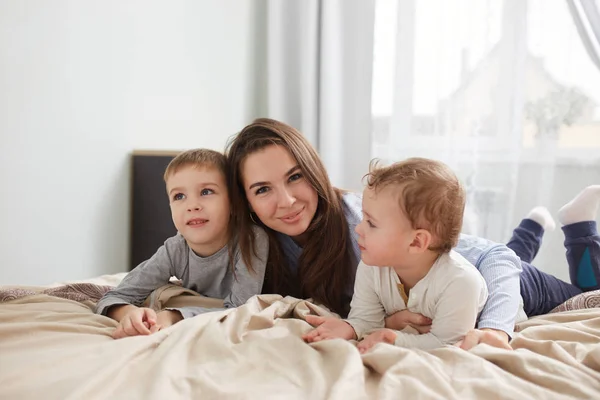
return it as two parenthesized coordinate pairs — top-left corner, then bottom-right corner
(0, 1), (259, 285)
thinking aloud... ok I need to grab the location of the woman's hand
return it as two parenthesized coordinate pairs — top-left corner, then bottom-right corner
(385, 310), (432, 334)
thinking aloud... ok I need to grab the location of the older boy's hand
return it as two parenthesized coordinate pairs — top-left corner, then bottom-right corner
(455, 328), (512, 351)
(303, 315), (357, 343)
(385, 310), (432, 334)
(112, 307), (158, 339)
(357, 329), (397, 354)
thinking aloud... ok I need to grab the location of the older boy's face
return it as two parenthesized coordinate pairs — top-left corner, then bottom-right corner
(355, 186), (415, 267)
(166, 165), (230, 257)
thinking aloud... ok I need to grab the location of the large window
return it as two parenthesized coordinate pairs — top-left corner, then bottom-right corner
(371, 0), (600, 279)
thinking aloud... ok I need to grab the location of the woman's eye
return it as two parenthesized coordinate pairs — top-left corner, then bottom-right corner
(173, 193), (185, 201)
(289, 173), (302, 182)
(255, 186), (269, 195)
(200, 188), (215, 196)
(367, 220), (376, 228)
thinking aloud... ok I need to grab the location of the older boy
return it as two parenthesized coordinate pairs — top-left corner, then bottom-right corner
(96, 149), (268, 339)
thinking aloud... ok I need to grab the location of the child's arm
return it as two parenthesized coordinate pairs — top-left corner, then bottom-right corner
(386, 268), (487, 350)
(224, 226), (270, 308)
(96, 237), (181, 317)
(163, 227), (270, 320)
(344, 262), (386, 338)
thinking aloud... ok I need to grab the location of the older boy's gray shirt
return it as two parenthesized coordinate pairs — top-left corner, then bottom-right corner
(96, 227), (268, 319)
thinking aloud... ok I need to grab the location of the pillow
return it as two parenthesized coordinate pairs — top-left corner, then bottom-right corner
(550, 289), (600, 313)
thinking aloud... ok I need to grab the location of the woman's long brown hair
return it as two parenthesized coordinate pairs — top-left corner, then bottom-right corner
(225, 118), (355, 316)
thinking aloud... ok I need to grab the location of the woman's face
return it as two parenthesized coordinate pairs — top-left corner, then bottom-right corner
(241, 145), (319, 241)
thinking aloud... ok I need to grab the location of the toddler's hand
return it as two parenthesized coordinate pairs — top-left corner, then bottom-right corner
(302, 315), (357, 343)
(385, 310), (431, 333)
(112, 307), (158, 339)
(357, 329), (397, 354)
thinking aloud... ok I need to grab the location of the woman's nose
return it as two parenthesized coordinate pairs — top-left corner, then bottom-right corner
(278, 188), (296, 207)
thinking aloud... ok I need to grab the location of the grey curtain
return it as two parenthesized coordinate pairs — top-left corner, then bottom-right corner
(567, 0), (600, 71)
(253, 0), (375, 190)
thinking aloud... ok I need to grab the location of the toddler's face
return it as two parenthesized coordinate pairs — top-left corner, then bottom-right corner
(355, 186), (415, 267)
(166, 165), (230, 256)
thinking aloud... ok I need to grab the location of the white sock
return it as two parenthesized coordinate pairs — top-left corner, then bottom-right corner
(558, 185), (600, 225)
(527, 206), (556, 232)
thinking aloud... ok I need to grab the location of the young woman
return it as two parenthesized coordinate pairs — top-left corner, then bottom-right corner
(225, 118), (599, 350)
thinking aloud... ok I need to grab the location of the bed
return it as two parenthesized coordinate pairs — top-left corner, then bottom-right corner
(1, 275), (599, 399)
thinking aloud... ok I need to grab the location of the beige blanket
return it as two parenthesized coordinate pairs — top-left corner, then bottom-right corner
(1, 284), (599, 399)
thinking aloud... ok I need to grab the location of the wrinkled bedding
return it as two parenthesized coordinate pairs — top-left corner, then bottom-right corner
(0, 276), (599, 399)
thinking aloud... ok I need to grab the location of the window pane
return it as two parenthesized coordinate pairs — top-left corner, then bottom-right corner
(371, 0), (600, 280)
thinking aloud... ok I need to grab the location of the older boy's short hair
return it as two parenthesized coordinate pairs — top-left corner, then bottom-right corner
(365, 157), (465, 253)
(163, 148), (227, 182)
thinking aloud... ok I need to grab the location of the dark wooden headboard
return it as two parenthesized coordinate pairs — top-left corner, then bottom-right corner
(130, 150), (180, 270)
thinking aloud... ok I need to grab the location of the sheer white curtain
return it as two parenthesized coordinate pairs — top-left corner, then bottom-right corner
(371, 0), (600, 280)
(255, 0), (600, 279)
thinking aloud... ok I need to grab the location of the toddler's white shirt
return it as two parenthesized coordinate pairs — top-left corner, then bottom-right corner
(346, 250), (488, 350)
